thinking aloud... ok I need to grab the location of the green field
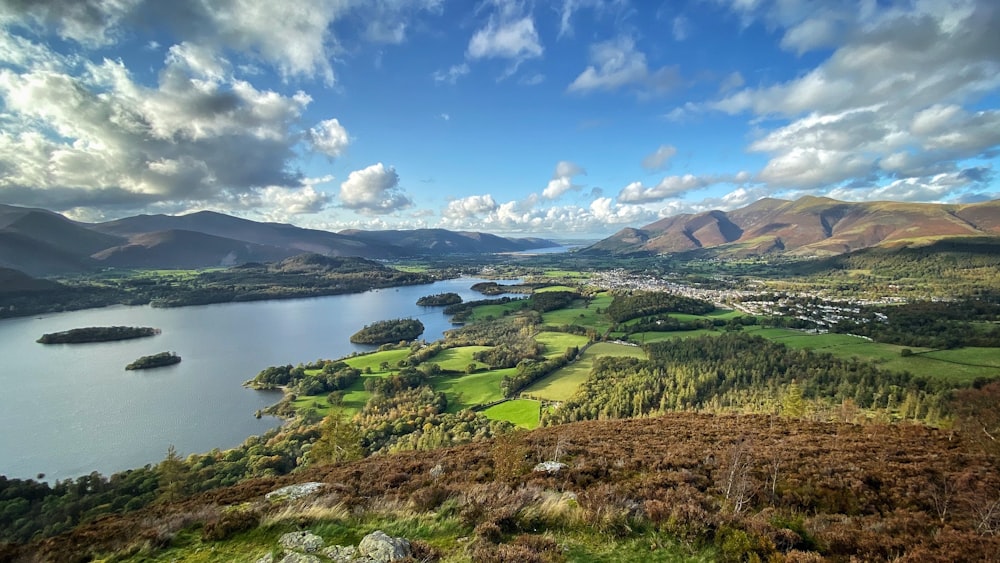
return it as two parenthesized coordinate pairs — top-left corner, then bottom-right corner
(466, 300), (529, 321)
(524, 342), (647, 401)
(343, 349), (410, 373)
(541, 292), (613, 333)
(425, 346), (491, 372)
(482, 399), (541, 428)
(629, 325), (1000, 384)
(432, 368), (514, 412)
(535, 285), (579, 293)
(535, 332), (590, 357)
(668, 308), (743, 322)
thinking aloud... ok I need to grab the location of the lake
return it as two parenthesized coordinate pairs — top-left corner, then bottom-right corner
(0, 277), (509, 482)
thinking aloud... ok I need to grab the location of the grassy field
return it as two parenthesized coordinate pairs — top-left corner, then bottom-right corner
(482, 399), (540, 428)
(432, 368), (514, 412)
(541, 292), (613, 334)
(628, 325), (1000, 384)
(535, 285), (579, 293)
(535, 332), (590, 357)
(343, 349), (410, 372)
(668, 308), (743, 322)
(425, 346), (491, 372)
(524, 342), (647, 401)
(465, 300), (529, 322)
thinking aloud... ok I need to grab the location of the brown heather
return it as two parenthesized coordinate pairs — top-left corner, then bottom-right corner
(10, 412), (1000, 562)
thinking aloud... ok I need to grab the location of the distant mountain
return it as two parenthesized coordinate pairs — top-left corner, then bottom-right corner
(0, 267), (63, 293)
(94, 211), (390, 258)
(337, 228), (557, 254)
(586, 196), (1000, 257)
(0, 204), (557, 274)
(91, 230), (297, 269)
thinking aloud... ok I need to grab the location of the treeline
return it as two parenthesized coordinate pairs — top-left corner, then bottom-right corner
(0, 258), (435, 318)
(349, 318), (424, 345)
(415, 292), (462, 306)
(247, 360), (361, 395)
(832, 294), (1000, 348)
(37, 326), (159, 344)
(445, 314), (545, 369)
(500, 345), (580, 397)
(606, 291), (715, 322)
(546, 333), (950, 425)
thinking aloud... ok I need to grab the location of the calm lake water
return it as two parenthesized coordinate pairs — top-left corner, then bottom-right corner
(0, 277), (508, 482)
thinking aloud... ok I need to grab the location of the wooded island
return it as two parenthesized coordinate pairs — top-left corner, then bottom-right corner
(125, 352), (181, 370)
(37, 326), (160, 344)
(349, 318), (424, 345)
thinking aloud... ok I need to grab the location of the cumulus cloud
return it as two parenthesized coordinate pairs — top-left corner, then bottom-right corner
(443, 194), (499, 219)
(0, 0), (139, 46)
(568, 36), (681, 96)
(467, 16), (542, 61)
(618, 174), (715, 203)
(641, 145), (677, 171)
(308, 118), (350, 159)
(0, 37), (354, 218)
(705, 0), (1000, 201)
(543, 161), (586, 199)
(338, 163), (412, 214)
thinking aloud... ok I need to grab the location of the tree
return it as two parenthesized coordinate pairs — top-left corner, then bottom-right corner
(310, 411), (364, 465)
(157, 445), (187, 502)
(782, 380), (806, 419)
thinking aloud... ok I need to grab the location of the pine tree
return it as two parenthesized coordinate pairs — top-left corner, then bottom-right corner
(310, 410), (364, 465)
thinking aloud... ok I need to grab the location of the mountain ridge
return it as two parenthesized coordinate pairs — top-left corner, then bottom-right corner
(586, 197), (1000, 257)
(0, 205), (558, 275)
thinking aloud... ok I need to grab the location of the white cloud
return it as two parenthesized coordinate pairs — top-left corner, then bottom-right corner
(827, 168), (994, 203)
(443, 194), (498, 219)
(338, 163), (412, 214)
(308, 118), (350, 159)
(432, 62), (470, 84)
(641, 145), (677, 171)
(467, 16), (542, 60)
(567, 36), (681, 96)
(543, 161), (586, 199)
(0, 40), (356, 215)
(0, 0), (140, 46)
(617, 174), (717, 203)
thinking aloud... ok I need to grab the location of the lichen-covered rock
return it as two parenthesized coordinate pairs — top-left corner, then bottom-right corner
(254, 554), (274, 563)
(533, 461), (567, 474)
(323, 544), (357, 562)
(277, 553), (323, 563)
(266, 482), (325, 502)
(279, 531), (325, 553)
(357, 530), (411, 562)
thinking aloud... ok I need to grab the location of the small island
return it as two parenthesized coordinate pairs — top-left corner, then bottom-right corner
(37, 326), (160, 344)
(416, 292), (462, 306)
(125, 351), (181, 370)
(349, 318), (424, 345)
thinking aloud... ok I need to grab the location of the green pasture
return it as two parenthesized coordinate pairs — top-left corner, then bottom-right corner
(343, 349), (411, 373)
(541, 292), (613, 334)
(536, 332), (590, 357)
(524, 342), (646, 401)
(426, 345), (491, 372)
(432, 368), (514, 411)
(535, 285), (579, 292)
(482, 399), (541, 428)
(466, 300), (529, 322)
(542, 270), (591, 279)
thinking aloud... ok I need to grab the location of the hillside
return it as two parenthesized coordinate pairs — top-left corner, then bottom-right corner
(0, 267), (63, 293)
(339, 228), (557, 254)
(94, 211), (391, 259)
(586, 196), (1000, 257)
(91, 230), (297, 269)
(9, 413), (999, 562)
(0, 204), (558, 273)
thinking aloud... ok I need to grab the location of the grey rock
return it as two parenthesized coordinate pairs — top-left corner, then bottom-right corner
(357, 530), (411, 562)
(279, 531), (325, 553)
(323, 544), (358, 562)
(533, 461), (567, 474)
(277, 553), (323, 563)
(254, 554), (275, 563)
(266, 482), (325, 502)
(429, 463), (444, 479)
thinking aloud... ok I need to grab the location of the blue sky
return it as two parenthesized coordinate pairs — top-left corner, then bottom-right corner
(0, 0), (998, 237)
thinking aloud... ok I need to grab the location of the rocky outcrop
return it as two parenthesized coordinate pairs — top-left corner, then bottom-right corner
(265, 482), (326, 502)
(257, 529), (411, 563)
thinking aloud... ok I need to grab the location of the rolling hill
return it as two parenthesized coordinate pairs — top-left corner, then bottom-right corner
(586, 196), (1000, 257)
(0, 205), (557, 274)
